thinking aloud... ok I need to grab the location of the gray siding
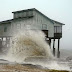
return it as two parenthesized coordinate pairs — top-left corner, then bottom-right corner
(33, 10), (54, 37)
(0, 23), (11, 37)
(10, 18), (36, 35)
(54, 22), (62, 26)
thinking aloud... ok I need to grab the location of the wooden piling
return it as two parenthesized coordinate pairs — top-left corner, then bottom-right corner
(53, 39), (55, 56)
(49, 39), (51, 48)
(57, 39), (60, 58)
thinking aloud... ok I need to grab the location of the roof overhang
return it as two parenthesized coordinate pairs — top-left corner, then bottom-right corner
(52, 20), (65, 25)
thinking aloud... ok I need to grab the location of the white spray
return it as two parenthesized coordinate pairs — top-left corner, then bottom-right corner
(5, 29), (53, 62)
(3, 26), (70, 71)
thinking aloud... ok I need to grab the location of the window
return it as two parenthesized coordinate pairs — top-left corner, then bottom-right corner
(42, 24), (47, 30)
(4, 27), (7, 32)
(54, 26), (62, 33)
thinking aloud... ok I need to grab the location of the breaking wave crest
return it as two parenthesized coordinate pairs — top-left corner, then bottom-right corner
(5, 29), (53, 62)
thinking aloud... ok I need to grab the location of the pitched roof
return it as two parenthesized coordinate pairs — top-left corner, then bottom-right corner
(12, 8), (65, 25)
(0, 8), (65, 25)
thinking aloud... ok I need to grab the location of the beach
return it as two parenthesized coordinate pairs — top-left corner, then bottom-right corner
(0, 63), (70, 72)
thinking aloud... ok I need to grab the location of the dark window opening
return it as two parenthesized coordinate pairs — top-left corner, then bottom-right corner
(54, 26), (62, 33)
(42, 30), (48, 38)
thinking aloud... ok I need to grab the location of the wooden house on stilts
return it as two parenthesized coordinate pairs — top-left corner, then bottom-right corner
(0, 8), (65, 58)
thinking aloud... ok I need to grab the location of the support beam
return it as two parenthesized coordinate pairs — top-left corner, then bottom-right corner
(57, 39), (60, 58)
(6, 37), (10, 48)
(49, 39), (51, 48)
(2, 37), (3, 41)
(6, 37), (7, 47)
(0, 38), (2, 51)
(2, 37), (3, 47)
(53, 39), (55, 56)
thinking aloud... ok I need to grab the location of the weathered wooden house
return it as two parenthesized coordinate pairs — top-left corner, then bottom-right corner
(0, 8), (64, 57)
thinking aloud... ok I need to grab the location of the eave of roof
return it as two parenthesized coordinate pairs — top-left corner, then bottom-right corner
(52, 20), (65, 25)
(0, 19), (13, 24)
(0, 17), (34, 24)
(12, 8), (35, 13)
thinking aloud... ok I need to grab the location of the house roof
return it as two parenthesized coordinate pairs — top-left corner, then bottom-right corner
(0, 19), (13, 24)
(52, 20), (65, 25)
(0, 17), (33, 24)
(12, 8), (34, 13)
(0, 8), (65, 25)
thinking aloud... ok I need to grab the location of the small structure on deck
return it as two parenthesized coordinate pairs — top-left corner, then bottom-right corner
(0, 8), (65, 58)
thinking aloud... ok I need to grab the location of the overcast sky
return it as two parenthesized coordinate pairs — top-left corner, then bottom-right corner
(0, 0), (72, 50)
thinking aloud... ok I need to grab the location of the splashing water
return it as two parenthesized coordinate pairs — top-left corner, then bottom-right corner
(2, 26), (71, 71)
(5, 29), (53, 62)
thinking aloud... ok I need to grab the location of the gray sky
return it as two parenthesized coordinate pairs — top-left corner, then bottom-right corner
(0, 0), (72, 49)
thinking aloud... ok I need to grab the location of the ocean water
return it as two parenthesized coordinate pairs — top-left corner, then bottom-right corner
(0, 27), (72, 71)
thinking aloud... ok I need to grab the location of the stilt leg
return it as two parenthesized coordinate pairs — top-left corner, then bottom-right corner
(49, 39), (51, 48)
(53, 39), (55, 56)
(57, 39), (60, 58)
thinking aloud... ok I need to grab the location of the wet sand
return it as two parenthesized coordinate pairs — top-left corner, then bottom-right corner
(0, 63), (70, 72)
